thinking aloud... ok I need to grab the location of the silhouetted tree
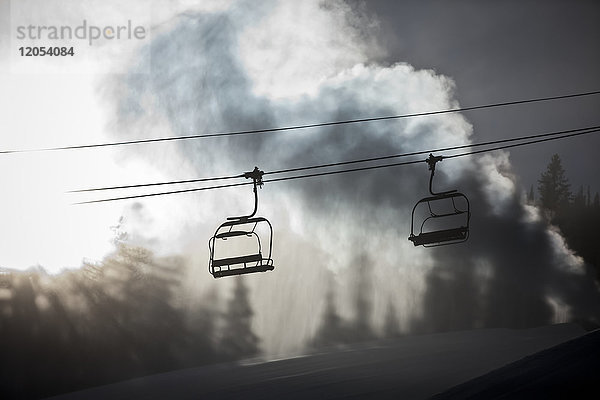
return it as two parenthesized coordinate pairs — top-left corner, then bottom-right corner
(383, 301), (401, 338)
(538, 154), (571, 217)
(555, 188), (600, 283)
(527, 184), (535, 204)
(574, 186), (586, 208)
(532, 155), (600, 282)
(349, 255), (376, 342)
(182, 287), (219, 366)
(586, 186), (591, 207)
(311, 286), (346, 348)
(0, 244), (228, 399)
(219, 278), (260, 359)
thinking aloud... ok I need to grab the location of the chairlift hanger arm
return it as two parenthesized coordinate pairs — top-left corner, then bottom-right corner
(426, 154), (456, 196)
(227, 166), (265, 220)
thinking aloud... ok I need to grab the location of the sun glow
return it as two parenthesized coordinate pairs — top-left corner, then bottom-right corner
(1, 0), (233, 273)
(0, 71), (141, 273)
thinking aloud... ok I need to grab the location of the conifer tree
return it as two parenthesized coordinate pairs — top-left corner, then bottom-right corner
(219, 278), (259, 359)
(383, 301), (401, 338)
(527, 185), (535, 204)
(537, 154), (571, 216)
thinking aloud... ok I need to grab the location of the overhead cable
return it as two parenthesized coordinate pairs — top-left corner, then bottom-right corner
(70, 124), (600, 193)
(73, 127), (600, 204)
(3, 90), (600, 154)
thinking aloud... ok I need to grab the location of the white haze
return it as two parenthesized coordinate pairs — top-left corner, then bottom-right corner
(99, 0), (599, 356)
(0, 0), (236, 272)
(1, 0), (597, 356)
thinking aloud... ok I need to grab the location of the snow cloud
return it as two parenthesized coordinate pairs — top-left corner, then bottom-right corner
(101, 0), (599, 354)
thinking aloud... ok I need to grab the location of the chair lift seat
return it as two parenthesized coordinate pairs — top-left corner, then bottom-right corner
(408, 154), (471, 248)
(409, 226), (468, 247)
(215, 230), (253, 239)
(211, 253), (274, 278)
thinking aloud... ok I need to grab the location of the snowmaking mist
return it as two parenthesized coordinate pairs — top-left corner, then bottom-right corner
(100, 0), (600, 356)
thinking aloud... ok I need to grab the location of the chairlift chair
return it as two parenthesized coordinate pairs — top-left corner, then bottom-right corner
(408, 154), (471, 247)
(208, 167), (275, 278)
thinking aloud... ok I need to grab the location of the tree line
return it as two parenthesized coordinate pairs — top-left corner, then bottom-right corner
(533, 153), (600, 280)
(0, 245), (259, 399)
(0, 247), (402, 399)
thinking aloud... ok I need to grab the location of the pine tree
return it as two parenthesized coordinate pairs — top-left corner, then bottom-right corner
(527, 185), (535, 204)
(350, 257), (375, 342)
(219, 278), (259, 359)
(383, 301), (401, 338)
(537, 154), (571, 216)
(311, 288), (345, 348)
(574, 186), (586, 208)
(587, 186), (591, 207)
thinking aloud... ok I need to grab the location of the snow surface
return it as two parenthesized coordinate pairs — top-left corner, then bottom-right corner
(46, 323), (589, 400)
(432, 328), (600, 399)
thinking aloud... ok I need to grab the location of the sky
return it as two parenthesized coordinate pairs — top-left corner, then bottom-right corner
(0, 0), (599, 355)
(365, 0), (600, 194)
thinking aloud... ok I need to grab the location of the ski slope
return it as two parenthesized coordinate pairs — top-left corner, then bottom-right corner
(47, 323), (592, 399)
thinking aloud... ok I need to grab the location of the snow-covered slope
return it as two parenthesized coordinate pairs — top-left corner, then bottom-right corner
(431, 328), (600, 399)
(47, 324), (587, 400)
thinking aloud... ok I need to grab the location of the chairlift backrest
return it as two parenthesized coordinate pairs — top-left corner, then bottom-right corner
(209, 217), (274, 278)
(208, 168), (275, 278)
(408, 155), (471, 247)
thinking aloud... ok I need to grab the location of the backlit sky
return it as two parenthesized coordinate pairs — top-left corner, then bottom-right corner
(366, 0), (600, 193)
(0, 0), (598, 275)
(2, 0), (600, 354)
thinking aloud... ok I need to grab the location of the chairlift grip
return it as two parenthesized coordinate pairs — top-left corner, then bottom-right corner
(427, 154), (456, 196)
(228, 166), (264, 220)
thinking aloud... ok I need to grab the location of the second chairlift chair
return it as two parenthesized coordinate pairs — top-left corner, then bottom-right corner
(408, 154), (471, 247)
(208, 167), (275, 278)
